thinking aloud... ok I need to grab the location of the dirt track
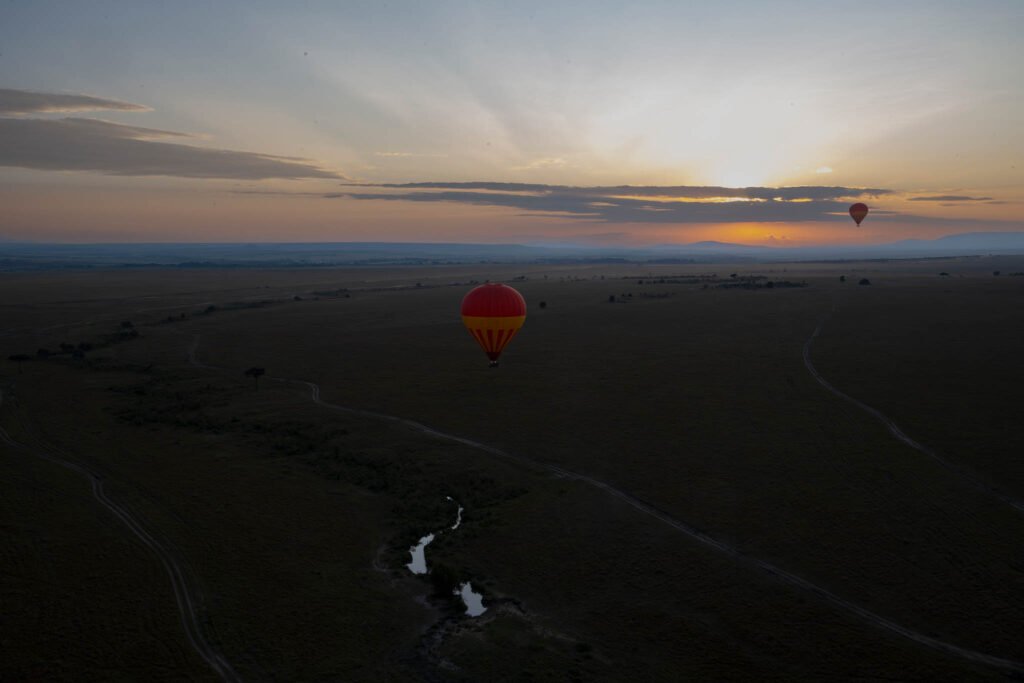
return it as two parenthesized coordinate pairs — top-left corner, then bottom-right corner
(0, 388), (241, 683)
(802, 302), (1024, 515)
(187, 333), (1024, 676)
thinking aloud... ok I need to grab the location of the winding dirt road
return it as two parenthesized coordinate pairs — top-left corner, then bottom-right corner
(0, 389), (241, 683)
(803, 305), (1024, 515)
(188, 335), (1024, 676)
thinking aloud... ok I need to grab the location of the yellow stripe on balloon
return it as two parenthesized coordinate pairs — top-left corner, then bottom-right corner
(461, 315), (526, 354)
(461, 315), (526, 330)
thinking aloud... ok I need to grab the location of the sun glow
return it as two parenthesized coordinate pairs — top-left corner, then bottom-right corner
(707, 221), (861, 247)
(607, 195), (766, 203)
(588, 76), (848, 189)
(711, 170), (771, 189)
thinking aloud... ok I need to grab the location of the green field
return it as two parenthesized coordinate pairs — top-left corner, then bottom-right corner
(3, 257), (1023, 681)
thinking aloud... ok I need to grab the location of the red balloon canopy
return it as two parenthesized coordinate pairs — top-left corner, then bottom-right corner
(460, 283), (527, 318)
(849, 203), (869, 226)
(460, 283), (527, 365)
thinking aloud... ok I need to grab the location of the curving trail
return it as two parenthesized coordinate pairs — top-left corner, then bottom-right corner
(0, 389), (241, 683)
(803, 305), (1024, 515)
(187, 335), (1024, 675)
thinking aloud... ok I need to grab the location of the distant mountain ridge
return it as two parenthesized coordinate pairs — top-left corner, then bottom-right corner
(882, 232), (1024, 249)
(1, 231), (1022, 269)
(645, 231), (1024, 258)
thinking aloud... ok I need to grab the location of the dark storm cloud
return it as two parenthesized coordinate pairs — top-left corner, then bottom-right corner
(351, 181), (890, 202)
(331, 182), (891, 223)
(907, 195), (993, 202)
(0, 88), (149, 114)
(0, 117), (342, 179)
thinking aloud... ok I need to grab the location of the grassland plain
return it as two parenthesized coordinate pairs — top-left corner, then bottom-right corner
(0, 418), (217, 681)
(1, 258), (1021, 680)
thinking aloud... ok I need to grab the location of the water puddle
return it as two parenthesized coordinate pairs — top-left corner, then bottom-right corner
(406, 533), (434, 575)
(406, 497), (485, 617)
(456, 582), (487, 617)
(446, 495), (463, 530)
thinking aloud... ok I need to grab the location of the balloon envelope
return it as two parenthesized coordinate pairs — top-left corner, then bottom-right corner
(849, 203), (869, 226)
(461, 284), (526, 363)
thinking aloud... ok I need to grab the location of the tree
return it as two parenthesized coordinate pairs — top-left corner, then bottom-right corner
(839, 275), (846, 283)
(8, 354), (31, 373)
(120, 320), (134, 329)
(429, 562), (462, 599)
(608, 295), (616, 303)
(539, 301), (547, 309)
(858, 278), (871, 286)
(36, 348), (51, 359)
(244, 367), (266, 389)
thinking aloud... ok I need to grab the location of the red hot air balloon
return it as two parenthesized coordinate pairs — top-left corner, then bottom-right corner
(460, 283), (526, 367)
(849, 203), (869, 226)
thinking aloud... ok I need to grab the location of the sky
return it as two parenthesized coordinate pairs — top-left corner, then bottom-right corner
(0, 0), (1021, 246)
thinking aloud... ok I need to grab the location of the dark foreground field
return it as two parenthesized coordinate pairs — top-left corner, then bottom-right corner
(2, 257), (1023, 681)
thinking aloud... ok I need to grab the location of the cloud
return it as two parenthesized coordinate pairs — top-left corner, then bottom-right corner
(0, 88), (149, 115)
(510, 157), (568, 171)
(330, 182), (892, 223)
(907, 194), (993, 202)
(374, 151), (448, 158)
(815, 166), (833, 174)
(0, 116), (342, 179)
(349, 181), (890, 201)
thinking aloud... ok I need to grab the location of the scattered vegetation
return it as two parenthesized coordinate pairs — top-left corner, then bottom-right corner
(108, 372), (528, 576)
(243, 366), (265, 389)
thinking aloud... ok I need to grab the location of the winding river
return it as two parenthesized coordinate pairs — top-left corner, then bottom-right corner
(406, 497), (486, 617)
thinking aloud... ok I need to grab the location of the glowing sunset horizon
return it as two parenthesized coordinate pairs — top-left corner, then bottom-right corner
(1, 2), (1020, 246)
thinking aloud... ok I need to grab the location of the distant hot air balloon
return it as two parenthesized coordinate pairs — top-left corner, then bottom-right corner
(460, 283), (526, 367)
(849, 203), (869, 226)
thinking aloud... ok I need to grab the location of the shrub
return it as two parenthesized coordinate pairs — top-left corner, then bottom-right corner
(429, 563), (462, 599)
(244, 367), (266, 389)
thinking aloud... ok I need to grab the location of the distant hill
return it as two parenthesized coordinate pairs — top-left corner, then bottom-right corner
(882, 232), (1024, 251)
(648, 231), (1024, 260)
(682, 241), (751, 248)
(1, 231), (1022, 269)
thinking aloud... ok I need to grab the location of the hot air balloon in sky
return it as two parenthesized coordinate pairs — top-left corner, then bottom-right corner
(849, 203), (869, 226)
(461, 283), (526, 367)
